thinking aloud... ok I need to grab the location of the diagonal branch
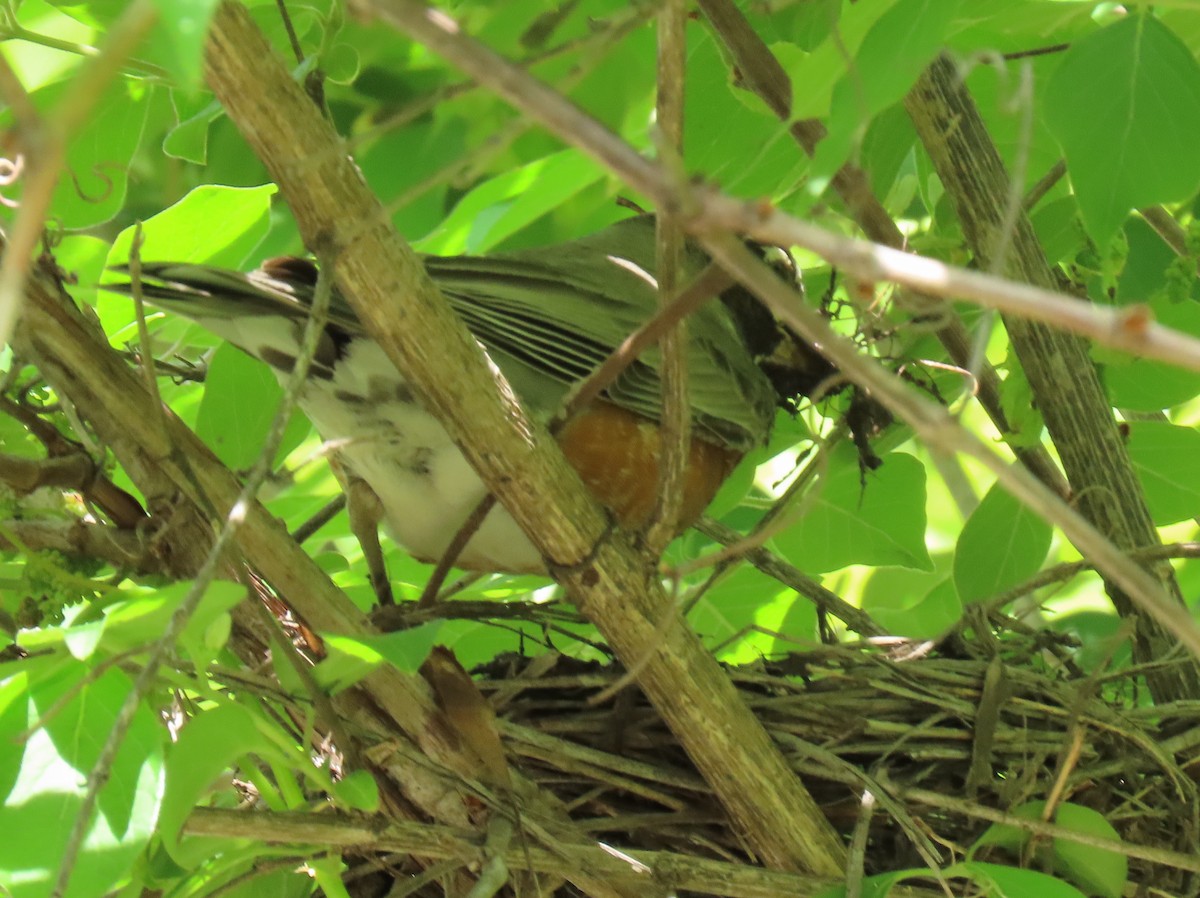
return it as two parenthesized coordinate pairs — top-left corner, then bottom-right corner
(904, 53), (1200, 703)
(694, 0), (1070, 500)
(204, 0), (845, 877)
(343, 0), (1200, 671)
(13, 240), (650, 898)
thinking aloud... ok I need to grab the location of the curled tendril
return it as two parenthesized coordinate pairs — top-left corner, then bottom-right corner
(0, 153), (24, 208)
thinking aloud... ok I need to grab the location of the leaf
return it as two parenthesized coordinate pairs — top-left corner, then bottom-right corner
(1126, 422), (1200, 525)
(5, 77), (156, 229)
(1044, 14), (1200, 246)
(1052, 803), (1127, 898)
(414, 150), (607, 254)
(149, 0), (221, 86)
(195, 344), (309, 470)
(775, 449), (932, 574)
(106, 183), (277, 268)
(330, 770), (379, 813)
(160, 703), (282, 864)
(972, 801), (1126, 898)
(951, 861), (1088, 898)
(811, 0), (963, 184)
(687, 564), (800, 663)
(0, 664), (164, 898)
(775, 0), (900, 121)
(864, 572), (962, 638)
(954, 482), (1052, 604)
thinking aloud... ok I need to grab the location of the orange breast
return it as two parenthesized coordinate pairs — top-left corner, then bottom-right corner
(556, 402), (741, 532)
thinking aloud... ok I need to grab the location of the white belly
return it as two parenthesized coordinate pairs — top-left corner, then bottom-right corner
(296, 339), (544, 572)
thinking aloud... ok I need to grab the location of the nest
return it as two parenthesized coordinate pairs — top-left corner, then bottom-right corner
(470, 633), (1200, 896)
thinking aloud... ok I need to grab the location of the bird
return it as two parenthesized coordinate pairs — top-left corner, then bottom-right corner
(106, 216), (831, 579)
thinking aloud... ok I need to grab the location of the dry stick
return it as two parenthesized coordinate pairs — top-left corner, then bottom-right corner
(223, 1), (845, 876)
(905, 54), (1200, 703)
(695, 0), (1070, 501)
(0, 0), (158, 351)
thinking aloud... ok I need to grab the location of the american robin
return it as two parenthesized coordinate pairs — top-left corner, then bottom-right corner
(107, 216), (829, 575)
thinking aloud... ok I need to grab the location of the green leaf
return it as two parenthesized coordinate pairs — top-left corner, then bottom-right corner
(160, 703), (287, 864)
(688, 564), (797, 662)
(775, 449), (932, 574)
(414, 150), (606, 254)
(1097, 298), (1200, 411)
(681, 31), (806, 199)
(1031, 196), (1086, 267)
(1044, 14), (1200, 246)
(356, 622), (444, 677)
(107, 183), (277, 268)
(196, 344), (309, 471)
(972, 801), (1126, 898)
(5, 77), (154, 229)
(149, 0), (220, 86)
(1052, 803), (1127, 898)
(812, 0), (963, 184)
(951, 861), (1088, 898)
(330, 769), (380, 813)
(313, 634), (387, 692)
(947, 0), (1098, 55)
(775, 0), (900, 121)
(18, 580), (243, 662)
(863, 570), (962, 638)
(0, 664), (164, 898)
(954, 482), (1052, 604)
(162, 92), (223, 164)
(1126, 422), (1200, 525)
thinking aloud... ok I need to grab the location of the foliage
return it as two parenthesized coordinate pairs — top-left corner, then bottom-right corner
(3, 0), (1200, 896)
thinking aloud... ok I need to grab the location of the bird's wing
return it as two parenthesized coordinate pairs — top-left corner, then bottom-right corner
(106, 219), (777, 451)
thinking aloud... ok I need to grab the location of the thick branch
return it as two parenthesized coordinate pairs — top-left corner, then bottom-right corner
(204, 0), (844, 876)
(343, 0), (1200, 675)
(904, 53), (1200, 703)
(15, 245), (652, 898)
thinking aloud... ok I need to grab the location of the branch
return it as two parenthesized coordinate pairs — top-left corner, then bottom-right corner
(11, 250), (628, 889)
(184, 807), (945, 898)
(695, 0), (1068, 500)
(346, 0), (1200, 693)
(0, 519), (153, 573)
(206, 0), (845, 876)
(904, 53), (1200, 703)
